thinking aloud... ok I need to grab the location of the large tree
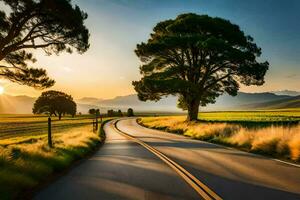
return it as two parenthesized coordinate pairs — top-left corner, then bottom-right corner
(0, 0), (90, 88)
(133, 13), (269, 121)
(33, 90), (77, 120)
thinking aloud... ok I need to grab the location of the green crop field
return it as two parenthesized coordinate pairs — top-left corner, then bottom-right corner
(197, 109), (300, 123)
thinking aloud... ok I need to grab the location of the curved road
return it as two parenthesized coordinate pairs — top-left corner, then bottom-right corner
(35, 118), (300, 200)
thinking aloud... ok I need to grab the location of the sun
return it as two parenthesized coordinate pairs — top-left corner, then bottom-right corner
(0, 86), (4, 95)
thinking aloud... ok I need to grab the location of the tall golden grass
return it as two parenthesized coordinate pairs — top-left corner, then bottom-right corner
(140, 116), (300, 162)
(0, 125), (102, 199)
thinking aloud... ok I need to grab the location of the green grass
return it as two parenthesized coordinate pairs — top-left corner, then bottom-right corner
(197, 109), (300, 123)
(0, 116), (111, 200)
(0, 114), (96, 140)
(139, 110), (300, 162)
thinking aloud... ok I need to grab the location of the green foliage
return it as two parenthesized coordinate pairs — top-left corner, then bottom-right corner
(88, 108), (96, 115)
(0, 0), (90, 89)
(127, 108), (134, 117)
(117, 109), (123, 117)
(133, 13), (269, 121)
(95, 109), (100, 117)
(32, 90), (77, 120)
(89, 108), (100, 117)
(0, 126), (102, 200)
(107, 109), (122, 117)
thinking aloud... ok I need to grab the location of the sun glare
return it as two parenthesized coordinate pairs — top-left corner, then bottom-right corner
(0, 86), (4, 95)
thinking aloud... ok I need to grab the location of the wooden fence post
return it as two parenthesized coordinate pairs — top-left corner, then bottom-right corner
(96, 117), (98, 131)
(48, 117), (52, 148)
(92, 119), (95, 132)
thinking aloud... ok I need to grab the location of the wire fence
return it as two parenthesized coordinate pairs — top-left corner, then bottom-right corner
(0, 115), (99, 140)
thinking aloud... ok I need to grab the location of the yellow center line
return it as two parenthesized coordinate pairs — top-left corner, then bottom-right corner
(111, 120), (222, 200)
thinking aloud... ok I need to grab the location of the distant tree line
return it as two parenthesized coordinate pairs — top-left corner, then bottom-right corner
(106, 108), (134, 117)
(107, 109), (123, 117)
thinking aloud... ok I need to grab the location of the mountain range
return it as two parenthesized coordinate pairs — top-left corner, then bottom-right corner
(0, 91), (299, 114)
(270, 90), (300, 96)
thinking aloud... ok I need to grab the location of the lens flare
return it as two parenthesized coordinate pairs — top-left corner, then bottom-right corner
(0, 86), (4, 95)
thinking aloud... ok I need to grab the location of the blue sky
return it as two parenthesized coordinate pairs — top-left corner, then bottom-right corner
(2, 0), (300, 98)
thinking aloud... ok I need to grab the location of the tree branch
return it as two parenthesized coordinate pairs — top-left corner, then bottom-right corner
(204, 73), (232, 90)
(13, 42), (59, 51)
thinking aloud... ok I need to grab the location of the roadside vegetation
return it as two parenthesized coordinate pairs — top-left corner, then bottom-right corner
(0, 114), (98, 141)
(0, 117), (110, 200)
(197, 109), (300, 123)
(139, 110), (300, 162)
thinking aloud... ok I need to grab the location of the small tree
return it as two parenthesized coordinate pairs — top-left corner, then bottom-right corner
(95, 109), (100, 117)
(33, 90), (77, 120)
(89, 108), (96, 115)
(107, 109), (113, 117)
(89, 108), (100, 117)
(127, 108), (134, 117)
(68, 101), (77, 117)
(0, 0), (90, 89)
(117, 109), (123, 117)
(133, 13), (269, 121)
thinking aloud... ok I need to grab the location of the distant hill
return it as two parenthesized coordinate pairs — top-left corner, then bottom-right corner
(0, 94), (35, 114)
(90, 92), (294, 111)
(0, 91), (299, 114)
(77, 97), (103, 105)
(78, 92), (299, 111)
(98, 94), (178, 111)
(270, 90), (300, 96)
(0, 94), (103, 114)
(204, 92), (291, 110)
(245, 95), (300, 109)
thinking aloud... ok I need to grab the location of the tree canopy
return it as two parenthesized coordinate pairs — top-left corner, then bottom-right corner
(33, 90), (77, 120)
(88, 108), (96, 115)
(0, 0), (90, 89)
(133, 13), (269, 121)
(89, 108), (100, 117)
(127, 108), (134, 117)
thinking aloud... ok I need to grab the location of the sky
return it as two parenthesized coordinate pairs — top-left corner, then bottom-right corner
(0, 0), (299, 99)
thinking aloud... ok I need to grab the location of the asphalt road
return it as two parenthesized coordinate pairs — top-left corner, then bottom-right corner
(116, 118), (300, 200)
(34, 120), (199, 200)
(35, 118), (300, 200)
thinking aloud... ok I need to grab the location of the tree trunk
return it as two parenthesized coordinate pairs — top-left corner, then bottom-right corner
(58, 113), (62, 120)
(186, 99), (200, 121)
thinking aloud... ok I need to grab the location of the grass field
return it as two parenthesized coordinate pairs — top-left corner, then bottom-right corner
(140, 110), (300, 162)
(197, 109), (300, 123)
(0, 114), (97, 140)
(0, 115), (110, 199)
